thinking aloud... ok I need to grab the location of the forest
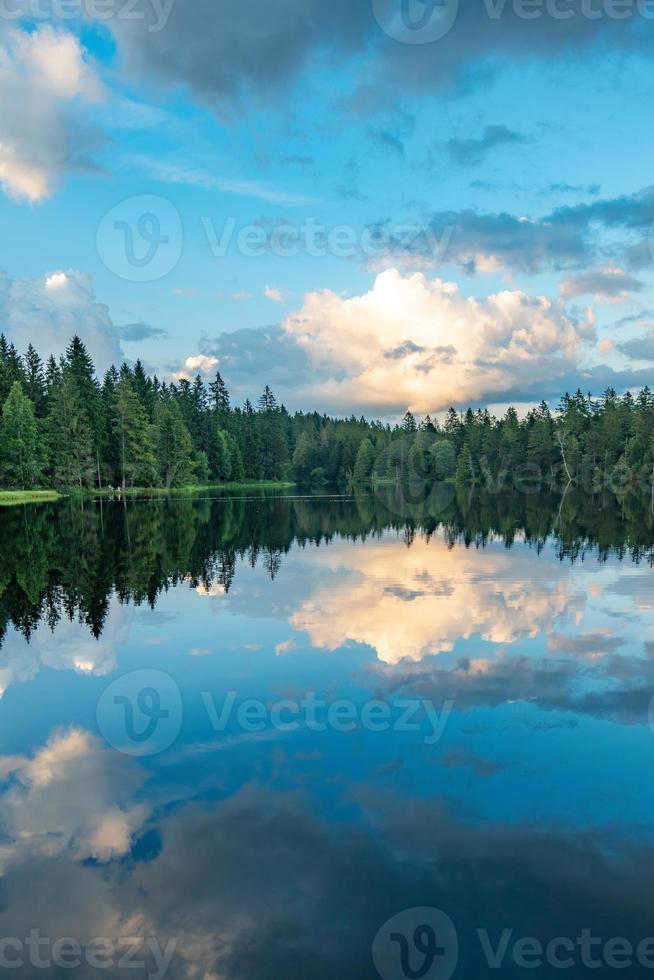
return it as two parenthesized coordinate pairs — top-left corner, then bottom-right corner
(0, 334), (653, 495)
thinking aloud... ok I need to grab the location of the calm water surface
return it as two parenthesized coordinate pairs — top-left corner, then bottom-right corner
(1, 488), (654, 978)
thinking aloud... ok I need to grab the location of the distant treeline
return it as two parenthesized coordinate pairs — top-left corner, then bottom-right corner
(0, 334), (653, 492)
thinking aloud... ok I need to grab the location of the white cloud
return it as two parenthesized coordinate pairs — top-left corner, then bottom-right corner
(172, 353), (219, 381)
(290, 533), (582, 665)
(265, 285), (284, 302)
(0, 728), (148, 867)
(284, 269), (596, 414)
(0, 25), (103, 202)
(0, 267), (124, 373)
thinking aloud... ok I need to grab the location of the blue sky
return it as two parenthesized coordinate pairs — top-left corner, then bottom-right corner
(2, 0), (654, 417)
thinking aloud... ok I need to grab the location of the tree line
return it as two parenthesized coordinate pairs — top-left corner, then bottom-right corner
(0, 334), (653, 493)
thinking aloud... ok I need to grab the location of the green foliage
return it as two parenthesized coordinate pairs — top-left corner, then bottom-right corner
(46, 368), (97, 489)
(155, 397), (197, 488)
(0, 382), (46, 488)
(431, 440), (457, 480)
(113, 377), (157, 488)
(352, 438), (376, 484)
(1, 336), (654, 495)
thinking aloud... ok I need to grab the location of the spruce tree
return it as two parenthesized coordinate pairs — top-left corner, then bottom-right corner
(0, 382), (46, 488)
(155, 397), (196, 488)
(113, 377), (157, 488)
(46, 369), (96, 488)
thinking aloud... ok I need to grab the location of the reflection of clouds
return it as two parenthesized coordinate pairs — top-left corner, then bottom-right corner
(1, 782), (653, 978)
(0, 728), (148, 866)
(291, 535), (582, 664)
(0, 601), (128, 698)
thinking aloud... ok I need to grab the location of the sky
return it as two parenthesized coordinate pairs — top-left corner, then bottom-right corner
(1, 0), (654, 418)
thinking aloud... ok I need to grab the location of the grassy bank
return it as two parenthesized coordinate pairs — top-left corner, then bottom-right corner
(88, 481), (296, 498)
(0, 490), (63, 507)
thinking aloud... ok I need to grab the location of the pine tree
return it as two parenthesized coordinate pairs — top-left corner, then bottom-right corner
(209, 371), (231, 415)
(402, 411), (417, 433)
(155, 397), (196, 488)
(0, 382), (46, 488)
(257, 386), (288, 479)
(24, 344), (47, 416)
(46, 369), (96, 488)
(65, 336), (105, 487)
(132, 359), (155, 419)
(113, 377), (157, 489)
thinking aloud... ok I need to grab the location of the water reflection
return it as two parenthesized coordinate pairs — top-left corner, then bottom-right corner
(0, 489), (653, 977)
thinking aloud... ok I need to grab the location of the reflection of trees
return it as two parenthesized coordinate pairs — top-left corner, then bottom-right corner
(1, 488), (653, 645)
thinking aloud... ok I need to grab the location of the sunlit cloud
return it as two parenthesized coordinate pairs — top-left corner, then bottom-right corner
(284, 269), (595, 414)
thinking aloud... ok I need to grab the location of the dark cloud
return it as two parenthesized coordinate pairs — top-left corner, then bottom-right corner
(445, 124), (525, 166)
(107, 0), (654, 115)
(374, 646), (654, 726)
(617, 330), (654, 361)
(199, 324), (333, 407)
(119, 322), (169, 342)
(4, 783), (654, 977)
(109, 0), (373, 116)
(369, 127), (406, 157)
(561, 267), (644, 299)
(611, 310), (654, 328)
(548, 632), (626, 656)
(545, 182), (601, 197)
(380, 184), (654, 274)
(382, 208), (588, 273)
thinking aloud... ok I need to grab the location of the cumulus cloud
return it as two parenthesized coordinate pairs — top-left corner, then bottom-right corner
(0, 268), (123, 373)
(283, 269), (595, 414)
(0, 25), (103, 202)
(0, 728), (148, 867)
(290, 533), (580, 664)
(172, 353), (219, 380)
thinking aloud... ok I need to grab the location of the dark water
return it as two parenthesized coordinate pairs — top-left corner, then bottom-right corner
(1, 487), (654, 978)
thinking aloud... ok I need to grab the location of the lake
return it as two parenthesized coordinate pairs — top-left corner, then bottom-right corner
(1, 487), (653, 978)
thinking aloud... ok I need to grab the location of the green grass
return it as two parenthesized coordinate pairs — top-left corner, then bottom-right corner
(0, 490), (63, 507)
(89, 481), (296, 498)
(0, 482), (296, 506)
